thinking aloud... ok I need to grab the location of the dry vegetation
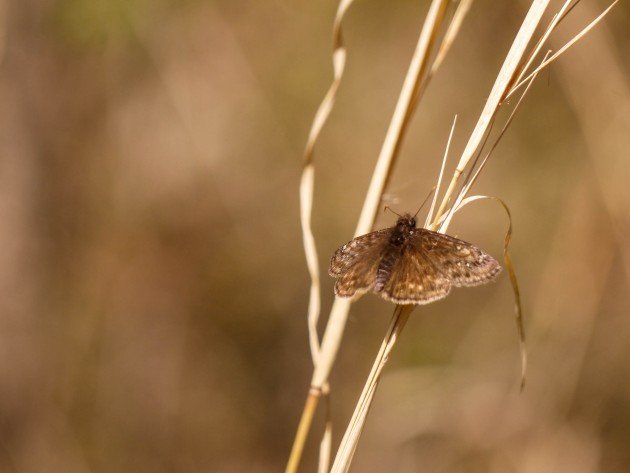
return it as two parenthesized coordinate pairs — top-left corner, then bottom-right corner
(0, 1), (629, 473)
(290, 1), (623, 472)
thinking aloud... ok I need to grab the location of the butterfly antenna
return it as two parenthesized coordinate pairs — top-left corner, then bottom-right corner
(413, 187), (436, 219)
(383, 206), (403, 218)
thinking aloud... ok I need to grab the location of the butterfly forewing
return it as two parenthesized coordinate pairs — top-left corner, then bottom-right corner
(413, 230), (502, 287)
(330, 228), (393, 297)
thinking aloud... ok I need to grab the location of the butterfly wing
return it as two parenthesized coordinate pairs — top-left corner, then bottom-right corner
(414, 229), (502, 287)
(379, 242), (452, 305)
(329, 228), (393, 298)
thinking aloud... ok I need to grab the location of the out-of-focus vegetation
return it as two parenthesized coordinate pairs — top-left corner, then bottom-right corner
(0, 1), (629, 472)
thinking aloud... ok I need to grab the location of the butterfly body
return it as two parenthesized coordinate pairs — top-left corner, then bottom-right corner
(329, 214), (501, 305)
(374, 216), (416, 292)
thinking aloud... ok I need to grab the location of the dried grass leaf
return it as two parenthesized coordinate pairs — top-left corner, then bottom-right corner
(434, 0), (551, 223)
(454, 195), (526, 389)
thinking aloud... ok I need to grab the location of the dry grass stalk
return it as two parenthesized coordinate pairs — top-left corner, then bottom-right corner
(312, 0), (451, 390)
(288, 1), (460, 472)
(432, 0), (551, 227)
(330, 305), (414, 473)
(425, 114), (457, 229)
(289, 2), (355, 472)
(441, 59), (552, 386)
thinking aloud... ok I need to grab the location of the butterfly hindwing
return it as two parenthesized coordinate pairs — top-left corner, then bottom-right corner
(379, 243), (452, 304)
(412, 229), (502, 287)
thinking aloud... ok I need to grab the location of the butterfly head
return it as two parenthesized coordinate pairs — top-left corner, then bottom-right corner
(396, 214), (417, 231)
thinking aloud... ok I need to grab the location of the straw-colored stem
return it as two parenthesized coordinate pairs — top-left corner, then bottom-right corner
(285, 388), (322, 473)
(431, 168), (462, 230)
(312, 0), (450, 392)
(353, 0), (448, 236)
(293, 1), (355, 470)
(330, 305), (413, 473)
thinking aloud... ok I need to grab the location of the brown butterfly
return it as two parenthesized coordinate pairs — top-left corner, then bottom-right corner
(329, 214), (502, 305)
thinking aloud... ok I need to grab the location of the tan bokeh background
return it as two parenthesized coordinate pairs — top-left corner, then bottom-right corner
(1, 1), (629, 472)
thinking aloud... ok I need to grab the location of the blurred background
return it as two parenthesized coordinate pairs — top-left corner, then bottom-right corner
(1, 0), (629, 472)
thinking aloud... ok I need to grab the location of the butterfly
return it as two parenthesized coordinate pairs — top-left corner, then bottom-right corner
(329, 214), (502, 305)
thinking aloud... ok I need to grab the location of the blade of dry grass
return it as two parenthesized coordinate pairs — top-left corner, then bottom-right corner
(505, 0), (620, 101)
(430, 0), (473, 76)
(433, 0), (551, 227)
(290, 2), (463, 471)
(317, 387), (333, 473)
(511, 0), (573, 91)
(290, 2), (356, 472)
(304, 7), (455, 465)
(312, 0), (454, 393)
(300, 167), (322, 364)
(425, 114), (457, 228)
(329, 305), (414, 473)
(431, 44), (555, 395)
(352, 0), (450, 237)
(409, 0), (473, 117)
(454, 195), (526, 388)
(301, 0), (355, 375)
(440, 50), (551, 232)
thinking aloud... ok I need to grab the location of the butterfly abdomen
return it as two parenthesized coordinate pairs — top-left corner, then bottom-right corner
(374, 252), (396, 292)
(375, 228), (410, 292)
